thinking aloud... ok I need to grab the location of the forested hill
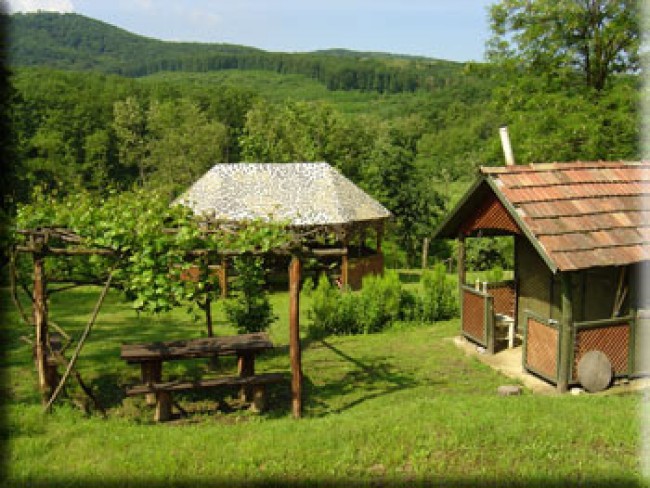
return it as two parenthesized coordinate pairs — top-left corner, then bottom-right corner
(9, 12), (464, 93)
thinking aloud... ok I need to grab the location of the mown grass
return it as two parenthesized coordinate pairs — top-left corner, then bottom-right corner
(1, 278), (646, 487)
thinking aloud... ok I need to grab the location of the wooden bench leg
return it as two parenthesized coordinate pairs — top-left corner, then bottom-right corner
(155, 391), (173, 422)
(250, 385), (266, 413)
(238, 353), (255, 402)
(141, 361), (162, 406)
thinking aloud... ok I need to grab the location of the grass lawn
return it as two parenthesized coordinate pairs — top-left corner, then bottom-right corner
(1, 279), (645, 487)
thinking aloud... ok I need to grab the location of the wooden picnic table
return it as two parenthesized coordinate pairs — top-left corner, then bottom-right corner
(121, 332), (273, 364)
(120, 332), (281, 421)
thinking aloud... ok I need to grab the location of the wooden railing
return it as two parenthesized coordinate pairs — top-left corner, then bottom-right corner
(571, 316), (634, 380)
(461, 285), (494, 352)
(522, 311), (559, 383)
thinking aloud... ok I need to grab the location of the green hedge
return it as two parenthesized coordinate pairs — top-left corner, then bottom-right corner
(304, 265), (458, 338)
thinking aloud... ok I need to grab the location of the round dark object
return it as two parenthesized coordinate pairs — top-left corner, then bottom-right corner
(577, 350), (613, 393)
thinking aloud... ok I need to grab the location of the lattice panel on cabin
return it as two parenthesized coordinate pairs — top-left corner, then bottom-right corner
(459, 193), (521, 236)
(488, 282), (516, 317)
(526, 317), (558, 380)
(573, 323), (630, 379)
(462, 289), (486, 343)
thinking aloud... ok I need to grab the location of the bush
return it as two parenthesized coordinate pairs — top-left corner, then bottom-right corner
(357, 271), (404, 333)
(305, 266), (459, 339)
(305, 274), (357, 338)
(418, 263), (458, 322)
(224, 256), (276, 334)
(305, 270), (419, 338)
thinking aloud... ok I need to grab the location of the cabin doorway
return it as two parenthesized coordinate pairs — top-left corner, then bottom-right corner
(460, 235), (518, 354)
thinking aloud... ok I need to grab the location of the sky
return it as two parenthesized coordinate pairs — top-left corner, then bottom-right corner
(3, 0), (495, 62)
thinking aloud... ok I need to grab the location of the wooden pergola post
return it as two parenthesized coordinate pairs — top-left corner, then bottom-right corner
(289, 256), (303, 418)
(32, 236), (52, 401)
(219, 257), (228, 298)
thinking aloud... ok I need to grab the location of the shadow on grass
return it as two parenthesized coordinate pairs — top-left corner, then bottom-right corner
(303, 339), (424, 416)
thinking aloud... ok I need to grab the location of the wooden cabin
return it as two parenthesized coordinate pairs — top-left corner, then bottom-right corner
(434, 161), (650, 391)
(175, 162), (391, 290)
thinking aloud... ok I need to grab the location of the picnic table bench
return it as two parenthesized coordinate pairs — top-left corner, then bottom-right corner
(120, 332), (284, 421)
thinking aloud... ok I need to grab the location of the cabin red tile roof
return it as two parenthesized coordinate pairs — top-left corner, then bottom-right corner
(436, 161), (650, 272)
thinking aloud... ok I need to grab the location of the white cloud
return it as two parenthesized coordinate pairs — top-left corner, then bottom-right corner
(4, 0), (75, 13)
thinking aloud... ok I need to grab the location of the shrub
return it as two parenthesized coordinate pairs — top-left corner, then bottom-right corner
(305, 266), (460, 339)
(306, 270), (420, 338)
(306, 274), (357, 338)
(224, 256), (276, 334)
(485, 265), (505, 283)
(418, 263), (458, 322)
(356, 271), (403, 334)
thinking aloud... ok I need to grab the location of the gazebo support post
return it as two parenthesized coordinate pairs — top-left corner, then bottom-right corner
(341, 246), (349, 287)
(558, 272), (574, 393)
(32, 237), (52, 401)
(289, 256), (303, 418)
(376, 224), (383, 255)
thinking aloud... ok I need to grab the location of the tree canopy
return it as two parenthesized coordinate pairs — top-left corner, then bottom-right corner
(488, 0), (640, 91)
(5, 6), (642, 269)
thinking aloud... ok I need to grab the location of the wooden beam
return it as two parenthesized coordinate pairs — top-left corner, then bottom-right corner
(558, 272), (574, 393)
(16, 246), (115, 256)
(307, 248), (348, 257)
(289, 256), (303, 418)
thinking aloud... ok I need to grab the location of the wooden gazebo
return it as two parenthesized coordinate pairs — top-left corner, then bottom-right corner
(435, 161), (650, 392)
(14, 162), (391, 418)
(175, 162), (392, 290)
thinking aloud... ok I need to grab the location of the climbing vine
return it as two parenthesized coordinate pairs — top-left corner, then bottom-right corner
(15, 187), (292, 315)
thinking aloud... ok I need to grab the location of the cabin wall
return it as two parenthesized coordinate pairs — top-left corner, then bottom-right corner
(516, 239), (629, 324)
(515, 237), (553, 325)
(579, 267), (623, 321)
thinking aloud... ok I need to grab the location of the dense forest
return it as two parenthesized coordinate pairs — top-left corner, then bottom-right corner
(3, 4), (641, 268)
(9, 12), (464, 93)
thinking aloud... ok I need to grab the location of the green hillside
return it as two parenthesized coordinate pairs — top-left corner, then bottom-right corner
(4, 10), (640, 269)
(8, 12), (464, 93)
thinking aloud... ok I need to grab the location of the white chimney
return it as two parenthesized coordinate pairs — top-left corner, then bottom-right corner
(499, 126), (516, 166)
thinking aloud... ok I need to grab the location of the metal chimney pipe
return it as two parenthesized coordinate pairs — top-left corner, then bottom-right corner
(499, 126), (515, 166)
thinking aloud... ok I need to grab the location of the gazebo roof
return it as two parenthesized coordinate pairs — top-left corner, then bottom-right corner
(435, 161), (650, 272)
(175, 162), (391, 228)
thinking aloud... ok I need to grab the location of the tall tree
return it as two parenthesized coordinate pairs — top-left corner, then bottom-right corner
(145, 98), (229, 195)
(113, 96), (149, 184)
(239, 100), (373, 181)
(488, 0), (640, 91)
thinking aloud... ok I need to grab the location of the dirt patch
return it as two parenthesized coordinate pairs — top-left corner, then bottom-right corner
(449, 336), (557, 395)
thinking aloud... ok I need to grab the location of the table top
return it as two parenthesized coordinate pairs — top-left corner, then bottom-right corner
(120, 332), (274, 363)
